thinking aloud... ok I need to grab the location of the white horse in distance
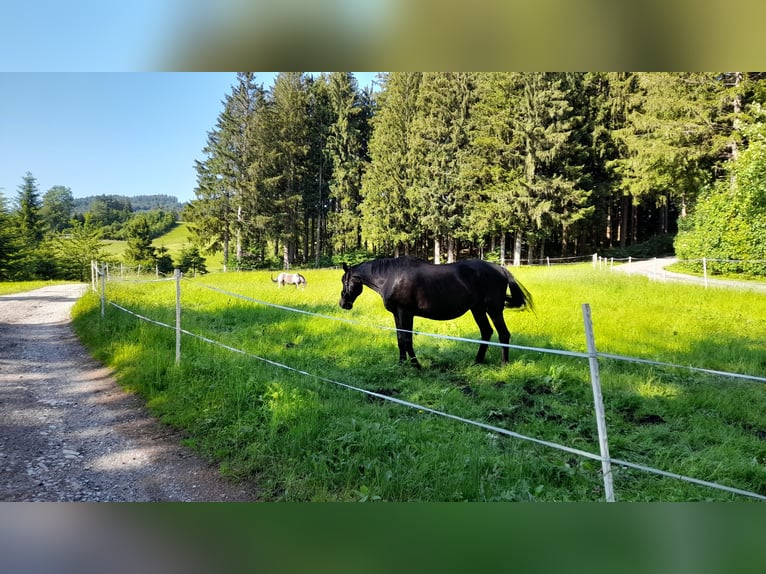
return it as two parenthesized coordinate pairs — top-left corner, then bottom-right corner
(271, 272), (307, 288)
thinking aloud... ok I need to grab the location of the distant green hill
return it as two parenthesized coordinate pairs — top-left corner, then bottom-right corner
(101, 222), (224, 270)
(74, 194), (183, 214)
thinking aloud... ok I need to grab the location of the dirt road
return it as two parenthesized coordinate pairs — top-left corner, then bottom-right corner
(613, 257), (766, 292)
(0, 283), (258, 501)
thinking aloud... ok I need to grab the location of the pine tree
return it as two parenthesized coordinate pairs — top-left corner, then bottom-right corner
(410, 72), (475, 263)
(124, 216), (156, 268)
(360, 72), (422, 256)
(511, 73), (589, 262)
(304, 75), (333, 264)
(187, 73), (263, 270)
(462, 72), (525, 263)
(581, 72), (637, 250)
(0, 189), (23, 279)
(325, 72), (369, 254)
(266, 72), (312, 267)
(613, 73), (723, 245)
(16, 172), (43, 245)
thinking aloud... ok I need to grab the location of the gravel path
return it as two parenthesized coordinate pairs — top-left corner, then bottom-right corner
(613, 257), (766, 292)
(0, 283), (258, 501)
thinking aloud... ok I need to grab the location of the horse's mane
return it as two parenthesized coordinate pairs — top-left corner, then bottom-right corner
(362, 256), (425, 275)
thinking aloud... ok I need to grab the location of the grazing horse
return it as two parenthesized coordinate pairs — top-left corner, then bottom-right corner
(271, 272), (307, 288)
(339, 256), (533, 367)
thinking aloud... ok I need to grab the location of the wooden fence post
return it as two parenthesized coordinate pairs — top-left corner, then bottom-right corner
(582, 303), (615, 502)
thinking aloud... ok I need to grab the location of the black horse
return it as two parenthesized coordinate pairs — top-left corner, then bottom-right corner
(339, 256), (533, 367)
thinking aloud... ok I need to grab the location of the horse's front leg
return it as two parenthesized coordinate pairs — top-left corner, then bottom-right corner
(394, 311), (421, 369)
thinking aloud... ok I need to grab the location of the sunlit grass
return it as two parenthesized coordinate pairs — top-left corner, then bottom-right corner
(71, 264), (766, 501)
(0, 280), (71, 295)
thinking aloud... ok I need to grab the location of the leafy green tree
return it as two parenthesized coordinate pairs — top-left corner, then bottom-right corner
(236, 77), (273, 265)
(578, 72), (638, 251)
(41, 185), (75, 233)
(675, 108), (766, 276)
(86, 195), (133, 238)
(51, 220), (107, 281)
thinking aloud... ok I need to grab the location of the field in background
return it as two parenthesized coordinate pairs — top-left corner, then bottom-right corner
(0, 280), (70, 295)
(71, 264), (766, 501)
(100, 222), (225, 270)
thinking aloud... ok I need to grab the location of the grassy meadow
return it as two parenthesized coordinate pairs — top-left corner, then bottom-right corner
(70, 264), (766, 501)
(101, 222), (226, 271)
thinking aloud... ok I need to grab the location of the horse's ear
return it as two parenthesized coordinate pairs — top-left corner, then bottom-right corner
(342, 262), (349, 272)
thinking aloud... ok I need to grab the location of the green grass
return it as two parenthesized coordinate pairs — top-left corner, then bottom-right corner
(0, 280), (71, 295)
(71, 264), (766, 501)
(101, 222), (225, 271)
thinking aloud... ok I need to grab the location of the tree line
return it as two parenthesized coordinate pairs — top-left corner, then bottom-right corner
(0, 176), (193, 281)
(186, 72), (766, 270)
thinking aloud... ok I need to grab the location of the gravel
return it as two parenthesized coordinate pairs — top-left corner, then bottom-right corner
(0, 283), (258, 501)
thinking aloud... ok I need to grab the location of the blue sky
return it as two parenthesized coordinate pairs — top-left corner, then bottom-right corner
(0, 73), (378, 204)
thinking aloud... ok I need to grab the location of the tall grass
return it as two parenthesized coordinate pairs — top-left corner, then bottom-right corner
(71, 264), (766, 501)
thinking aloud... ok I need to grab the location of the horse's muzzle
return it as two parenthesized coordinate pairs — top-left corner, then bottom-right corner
(340, 299), (353, 310)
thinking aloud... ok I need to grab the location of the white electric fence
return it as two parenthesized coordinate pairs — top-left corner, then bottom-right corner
(90, 262), (766, 502)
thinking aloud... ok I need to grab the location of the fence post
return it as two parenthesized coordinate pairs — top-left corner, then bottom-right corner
(703, 257), (708, 289)
(581, 303), (615, 502)
(175, 268), (182, 365)
(100, 263), (106, 319)
(592, 253), (597, 269)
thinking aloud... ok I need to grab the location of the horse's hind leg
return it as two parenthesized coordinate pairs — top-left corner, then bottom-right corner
(488, 310), (511, 364)
(470, 308), (494, 364)
(394, 311), (421, 369)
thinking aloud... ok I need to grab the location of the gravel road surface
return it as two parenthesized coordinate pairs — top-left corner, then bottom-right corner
(0, 283), (258, 501)
(613, 257), (766, 292)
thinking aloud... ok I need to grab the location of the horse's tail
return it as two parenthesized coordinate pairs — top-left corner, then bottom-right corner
(503, 268), (534, 313)
(271, 274), (278, 283)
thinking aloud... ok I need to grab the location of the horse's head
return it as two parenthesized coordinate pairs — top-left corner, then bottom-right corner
(339, 262), (363, 310)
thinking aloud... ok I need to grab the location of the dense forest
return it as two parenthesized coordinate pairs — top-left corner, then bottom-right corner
(185, 72), (766, 274)
(72, 194), (182, 215)
(4, 72), (766, 281)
